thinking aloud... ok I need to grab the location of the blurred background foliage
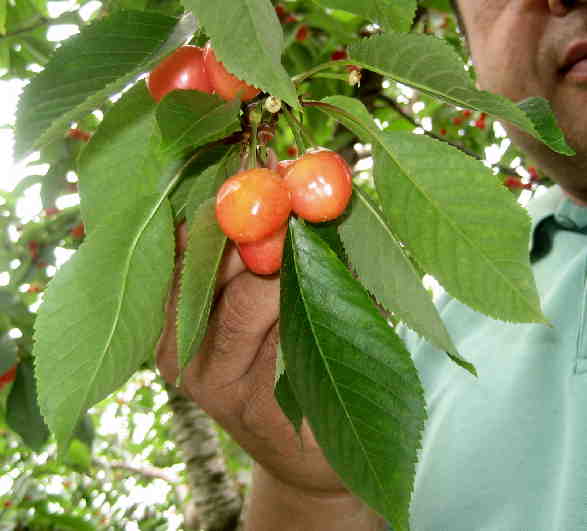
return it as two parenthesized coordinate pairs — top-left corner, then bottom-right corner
(0, 0), (546, 529)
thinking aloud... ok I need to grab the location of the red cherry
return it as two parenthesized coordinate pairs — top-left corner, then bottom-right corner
(439, 128), (448, 136)
(237, 225), (287, 275)
(67, 129), (91, 142)
(461, 109), (472, 118)
(28, 282), (43, 293)
(504, 176), (532, 190)
(283, 148), (353, 223)
(3, 500), (13, 509)
(275, 3), (288, 20)
(295, 25), (310, 42)
(27, 240), (39, 259)
(203, 44), (260, 102)
(70, 223), (85, 239)
(147, 46), (213, 103)
(284, 14), (299, 24)
(330, 49), (348, 61)
(528, 166), (540, 181)
(452, 116), (463, 126)
(286, 145), (299, 158)
(0, 365), (17, 390)
(216, 168), (291, 243)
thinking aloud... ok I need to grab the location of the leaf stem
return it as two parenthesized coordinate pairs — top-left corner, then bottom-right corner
(282, 107), (308, 154)
(292, 60), (354, 86)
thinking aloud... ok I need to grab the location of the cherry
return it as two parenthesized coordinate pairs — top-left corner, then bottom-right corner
(67, 128), (91, 142)
(147, 46), (213, 102)
(216, 168), (291, 243)
(203, 44), (260, 102)
(71, 223), (85, 239)
(286, 145), (299, 158)
(330, 49), (348, 61)
(237, 224), (287, 275)
(282, 148), (353, 223)
(0, 365), (17, 391)
(295, 25), (310, 42)
(504, 176), (532, 190)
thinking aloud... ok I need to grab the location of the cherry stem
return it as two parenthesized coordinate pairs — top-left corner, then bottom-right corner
(291, 60), (356, 86)
(248, 121), (259, 171)
(283, 107), (314, 154)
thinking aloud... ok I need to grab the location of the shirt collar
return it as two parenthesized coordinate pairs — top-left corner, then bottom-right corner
(527, 185), (587, 260)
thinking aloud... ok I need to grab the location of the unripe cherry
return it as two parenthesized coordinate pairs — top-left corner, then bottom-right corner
(283, 148), (353, 223)
(147, 46), (213, 102)
(216, 168), (291, 243)
(203, 44), (260, 102)
(237, 224), (287, 275)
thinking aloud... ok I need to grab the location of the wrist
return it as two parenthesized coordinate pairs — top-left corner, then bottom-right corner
(244, 463), (386, 531)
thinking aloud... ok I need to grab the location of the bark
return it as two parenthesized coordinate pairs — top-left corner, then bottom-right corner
(166, 385), (244, 531)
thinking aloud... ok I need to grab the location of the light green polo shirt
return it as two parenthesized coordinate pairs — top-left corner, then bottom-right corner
(400, 185), (587, 531)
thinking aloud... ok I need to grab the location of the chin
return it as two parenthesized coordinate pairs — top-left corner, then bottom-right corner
(505, 122), (587, 201)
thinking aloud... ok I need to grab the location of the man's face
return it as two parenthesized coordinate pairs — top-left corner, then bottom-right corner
(458, 0), (587, 200)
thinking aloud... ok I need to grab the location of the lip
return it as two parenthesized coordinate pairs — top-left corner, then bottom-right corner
(560, 40), (587, 81)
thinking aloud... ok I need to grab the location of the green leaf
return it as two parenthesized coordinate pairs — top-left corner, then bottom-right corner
(34, 197), (175, 452)
(349, 33), (573, 155)
(281, 218), (426, 531)
(314, 96), (545, 324)
(0, 333), (17, 374)
(313, 0), (417, 33)
(0, 0), (6, 35)
(374, 132), (545, 323)
(169, 146), (232, 221)
(177, 198), (226, 373)
(6, 359), (50, 452)
(274, 344), (303, 433)
(339, 189), (476, 375)
(78, 83), (178, 234)
(157, 91), (241, 156)
(183, 149), (240, 224)
(14, 10), (196, 159)
(181, 0), (299, 108)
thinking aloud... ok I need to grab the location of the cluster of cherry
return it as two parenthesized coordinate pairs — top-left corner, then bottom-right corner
(148, 46), (353, 275)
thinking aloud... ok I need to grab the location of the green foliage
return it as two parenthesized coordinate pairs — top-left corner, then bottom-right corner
(314, 0), (418, 33)
(1, 0), (565, 528)
(33, 198), (175, 451)
(177, 198), (226, 371)
(349, 32), (573, 155)
(281, 218), (426, 531)
(14, 10), (196, 158)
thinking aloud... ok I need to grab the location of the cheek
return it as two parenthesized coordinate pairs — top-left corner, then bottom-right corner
(470, 17), (549, 101)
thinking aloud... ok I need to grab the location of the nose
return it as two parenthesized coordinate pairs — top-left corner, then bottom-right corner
(548, 0), (587, 16)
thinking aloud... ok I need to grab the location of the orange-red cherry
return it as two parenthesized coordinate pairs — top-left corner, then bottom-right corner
(203, 44), (260, 102)
(147, 46), (213, 102)
(237, 224), (287, 275)
(283, 148), (353, 223)
(216, 168), (291, 243)
(0, 365), (17, 390)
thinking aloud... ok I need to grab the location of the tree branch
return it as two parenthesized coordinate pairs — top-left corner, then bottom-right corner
(92, 458), (180, 484)
(0, 12), (82, 42)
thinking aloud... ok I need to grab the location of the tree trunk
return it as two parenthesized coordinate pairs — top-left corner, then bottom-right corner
(166, 385), (244, 531)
